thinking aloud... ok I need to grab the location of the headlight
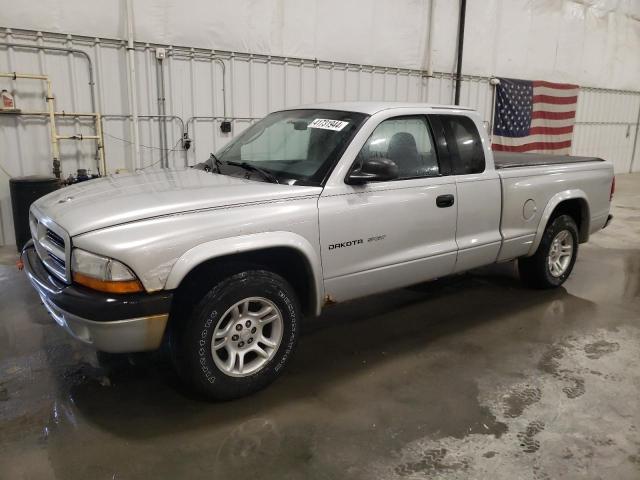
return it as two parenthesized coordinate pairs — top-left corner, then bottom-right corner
(71, 249), (144, 293)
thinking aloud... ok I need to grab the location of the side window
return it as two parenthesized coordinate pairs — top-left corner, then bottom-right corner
(356, 116), (439, 179)
(439, 115), (485, 174)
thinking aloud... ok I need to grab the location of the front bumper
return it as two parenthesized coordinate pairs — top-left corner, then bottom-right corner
(22, 242), (173, 353)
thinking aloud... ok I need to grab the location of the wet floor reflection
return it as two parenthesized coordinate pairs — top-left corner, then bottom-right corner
(4, 261), (634, 479)
(1, 175), (640, 479)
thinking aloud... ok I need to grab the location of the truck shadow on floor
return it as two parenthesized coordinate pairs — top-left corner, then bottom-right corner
(50, 261), (612, 441)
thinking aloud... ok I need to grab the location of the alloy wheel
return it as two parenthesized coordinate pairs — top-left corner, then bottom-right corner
(211, 297), (283, 377)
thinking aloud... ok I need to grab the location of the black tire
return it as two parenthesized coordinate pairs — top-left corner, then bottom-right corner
(172, 269), (300, 400)
(518, 214), (579, 289)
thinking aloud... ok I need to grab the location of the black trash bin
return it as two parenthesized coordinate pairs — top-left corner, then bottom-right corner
(9, 175), (60, 251)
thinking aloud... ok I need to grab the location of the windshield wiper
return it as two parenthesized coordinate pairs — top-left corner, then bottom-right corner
(212, 153), (224, 173)
(192, 153), (224, 173)
(226, 161), (280, 184)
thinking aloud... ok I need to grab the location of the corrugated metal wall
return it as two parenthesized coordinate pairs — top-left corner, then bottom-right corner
(1, 28), (639, 246)
(573, 87), (640, 174)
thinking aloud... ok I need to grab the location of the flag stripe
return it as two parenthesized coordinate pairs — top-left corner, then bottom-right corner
(492, 140), (573, 152)
(531, 110), (576, 120)
(532, 94), (578, 105)
(532, 103), (578, 113)
(531, 117), (576, 128)
(529, 125), (574, 135)
(532, 86), (580, 97)
(532, 80), (579, 90)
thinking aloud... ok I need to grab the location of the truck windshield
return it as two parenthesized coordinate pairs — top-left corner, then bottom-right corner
(216, 109), (368, 185)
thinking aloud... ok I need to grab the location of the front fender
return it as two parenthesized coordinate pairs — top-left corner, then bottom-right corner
(164, 231), (324, 315)
(528, 189), (588, 256)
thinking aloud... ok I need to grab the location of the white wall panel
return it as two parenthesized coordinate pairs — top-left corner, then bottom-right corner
(1, 0), (638, 89)
(0, 28), (638, 246)
(572, 88), (640, 174)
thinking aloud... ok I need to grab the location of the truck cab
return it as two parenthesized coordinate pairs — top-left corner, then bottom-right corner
(317, 104), (502, 302)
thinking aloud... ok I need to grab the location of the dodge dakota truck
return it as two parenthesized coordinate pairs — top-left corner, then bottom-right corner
(23, 102), (615, 399)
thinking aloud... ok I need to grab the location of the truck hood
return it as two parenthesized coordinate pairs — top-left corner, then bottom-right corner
(33, 169), (322, 236)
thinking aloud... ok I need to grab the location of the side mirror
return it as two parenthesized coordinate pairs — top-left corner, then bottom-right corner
(346, 157), (399, 185)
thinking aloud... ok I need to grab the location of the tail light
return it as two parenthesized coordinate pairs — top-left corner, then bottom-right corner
(610, 176), (616, 201)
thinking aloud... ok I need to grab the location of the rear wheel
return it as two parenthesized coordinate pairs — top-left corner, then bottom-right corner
(172, 269), (300, 400)
(518, 214), (579, 289)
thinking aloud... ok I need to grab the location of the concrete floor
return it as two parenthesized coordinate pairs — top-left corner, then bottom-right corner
(1, 175), (639, 480)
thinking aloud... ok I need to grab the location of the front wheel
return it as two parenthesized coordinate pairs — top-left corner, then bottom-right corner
(518, 214), (579, 289)
(172, 269), (300, 400)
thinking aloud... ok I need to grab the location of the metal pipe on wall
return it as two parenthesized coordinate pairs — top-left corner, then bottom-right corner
(185, 116), (259, 134)
(169, 48), (228, 117)
(488, 77), (500, 142)
(102, 114), (186, 166)
(102, 114), (185, 132)
(0, 72), (61, 177)
(45, 76), (60, 177)
(1, 38), (104, 173)
(125, 0), (141, 169)
(421, 0), (436, 101)
(94, 113), (105, 174)
(213, 57), (227, 118)
(10, 110), (106, 175)
(155, 57), (168, 168)
(454, 0), (467, 105)
(0, 40), (97, 114)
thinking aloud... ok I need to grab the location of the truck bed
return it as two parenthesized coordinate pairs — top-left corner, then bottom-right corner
(494, 151), (605, 169)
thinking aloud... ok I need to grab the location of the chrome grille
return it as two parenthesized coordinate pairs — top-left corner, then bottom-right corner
(45, 228), (65, 250)
(30, 208), (71, 283)
(47, 253), (66, 269)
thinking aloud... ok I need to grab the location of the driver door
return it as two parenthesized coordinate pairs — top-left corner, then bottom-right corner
(318, 115), (459, 302)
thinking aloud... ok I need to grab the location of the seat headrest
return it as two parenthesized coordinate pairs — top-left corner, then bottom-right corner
(388, 132), (418, 161)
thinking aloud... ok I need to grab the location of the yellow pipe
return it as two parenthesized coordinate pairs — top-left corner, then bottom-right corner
(1, 72), (107, 175)
(45, 77), (61, 177)
(56, 135), (100, 140)
(95, 113), (106, 175)
(13, 111), (100, 117)
(0, 72), (61, 176)
(0, 72), (48, 80)
(56, 136), (100, 140)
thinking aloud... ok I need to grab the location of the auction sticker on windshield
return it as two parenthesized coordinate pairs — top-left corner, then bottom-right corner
(308, 119), (349, 131)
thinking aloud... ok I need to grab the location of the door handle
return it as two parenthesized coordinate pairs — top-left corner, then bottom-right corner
(436, 194), (455, 208)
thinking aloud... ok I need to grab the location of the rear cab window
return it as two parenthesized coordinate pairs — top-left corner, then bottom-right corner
(433, 115), (485, 175)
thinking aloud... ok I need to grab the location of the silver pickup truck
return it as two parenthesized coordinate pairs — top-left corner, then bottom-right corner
(23, 102), (614, 399)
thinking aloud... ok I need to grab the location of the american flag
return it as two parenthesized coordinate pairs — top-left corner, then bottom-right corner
(492, 78), (579, 154)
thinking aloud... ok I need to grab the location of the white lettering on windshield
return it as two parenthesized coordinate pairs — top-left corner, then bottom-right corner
(308, 119), (349, 131)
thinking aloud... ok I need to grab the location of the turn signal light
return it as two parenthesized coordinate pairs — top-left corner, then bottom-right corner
(73, 272), (144, 294)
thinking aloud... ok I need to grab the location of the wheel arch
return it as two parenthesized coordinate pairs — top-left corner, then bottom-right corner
(528, 190), (590, 256)
(165, 232), (324, 318)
